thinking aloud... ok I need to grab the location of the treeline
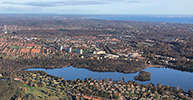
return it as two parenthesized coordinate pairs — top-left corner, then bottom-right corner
(13, 29), (105, 38)
(0, 58), (72, 74)
(164, 60), (193, 72)
(0, 58), (146, 75)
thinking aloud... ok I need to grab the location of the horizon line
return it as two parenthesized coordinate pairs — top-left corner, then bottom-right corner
(0, 13), (193, 16)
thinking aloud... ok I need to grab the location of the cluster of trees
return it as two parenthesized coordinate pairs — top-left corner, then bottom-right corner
(134, 71), (151, 81)
(0, 58), (73, 73)
(188, 89), (193, 98)
(72, 59), (146, 73)
(141, 41), (193, 59)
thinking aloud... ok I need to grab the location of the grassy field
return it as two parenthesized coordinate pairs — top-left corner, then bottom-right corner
(11, 46), (21, 49)
(20, 85), (63, 100)
(138, 42), (154, 47)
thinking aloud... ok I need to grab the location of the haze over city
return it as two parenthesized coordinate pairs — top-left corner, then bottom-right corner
(0, 0), (193, 15)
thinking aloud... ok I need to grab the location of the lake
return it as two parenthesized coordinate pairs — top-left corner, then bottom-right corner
(0, 78), (5, 81)
(86, 15), (193, 24)
(26, 66), (193, 91)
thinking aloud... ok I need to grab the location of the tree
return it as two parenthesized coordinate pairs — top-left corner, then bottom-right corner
(104, 78), (108, 82)
(33, 83), (38, 87)
(49, 92), (55, 96)
(141, 83), (145, 87)
(15, 97), (22, 100)
(41, 82), (46, 87)
(152, 86), (157, 93)
(68, 95), (73, 100)
(128, 80), (133, 85)
(176, 85), (180, 91)
(122, 77), (125, 82)
(47, 89), (50, 95)
(133, 81), (138, 86)
(22, 87), (27, 93)
(29, 82), (33, 87)
(154, 91), (158, 94)
(25, 81), (29, 85)
(169, 87), (174, 92)
(142, 92), (147, 98)
(57, 88), (61, 92)
(61, 77), (65, 80)
(157, 83), (162, 89)
(116, 96), (121, 100)
(188, 89), (193, 98)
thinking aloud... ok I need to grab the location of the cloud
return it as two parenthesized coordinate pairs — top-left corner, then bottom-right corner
(127, 0), (153, 3)
(0, 7), (45, 12)
(2, 1), (109, 7)
(128, 1), (140, 3)
(2, 0), (152, 7)
(0, 6), (96, 14)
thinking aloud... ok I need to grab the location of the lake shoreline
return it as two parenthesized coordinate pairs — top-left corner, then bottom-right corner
(25, 66), (193, 92)
(146, 64), (163, 67)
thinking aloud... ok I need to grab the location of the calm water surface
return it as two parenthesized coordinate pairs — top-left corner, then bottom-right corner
(86, 16), (193, 24)
(26, 67), (193, 91)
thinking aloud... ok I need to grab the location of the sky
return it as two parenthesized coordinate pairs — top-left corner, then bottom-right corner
(0, 0), (192, 15)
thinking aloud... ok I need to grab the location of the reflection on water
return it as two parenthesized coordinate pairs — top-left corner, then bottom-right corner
(26, 66), (193, 91)
(0, 78), (5, 81)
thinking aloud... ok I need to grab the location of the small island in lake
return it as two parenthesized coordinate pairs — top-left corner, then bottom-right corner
(134, 71), (151, 81)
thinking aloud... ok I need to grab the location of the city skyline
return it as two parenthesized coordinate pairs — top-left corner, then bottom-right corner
(0, 0), (192, 15)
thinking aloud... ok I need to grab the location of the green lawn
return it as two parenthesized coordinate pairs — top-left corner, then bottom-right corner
(20, 85), (65, 100)
(11, 46), (21, 49)
(138, 42), (154, 47)
(20, 85), (48, 95)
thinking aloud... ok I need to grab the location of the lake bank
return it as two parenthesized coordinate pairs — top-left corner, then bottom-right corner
(26, 66), (193, 92)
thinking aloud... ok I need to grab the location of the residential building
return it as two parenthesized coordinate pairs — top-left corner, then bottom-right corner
(58, 45), (63, 51)
(93, 50), (106, 55)
(76, 49), (82, 54)
(66, 47), (72, 52)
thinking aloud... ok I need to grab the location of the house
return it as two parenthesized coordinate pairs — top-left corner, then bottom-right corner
(135, 59), (139, 61)
(93, 50), (106, 55)
(14, 77), (23, 81)
(105, 54), (119, 59)
(90, 82), (94, 85)
(31, 49), (41, 54)
(0, 74), (3, 77)
(20, 48), (30, 53)
(138, 56), (146, 59)
(76, 95), (79, 100)
(82, 95), (91, 100)
(92, 97), (102, 100)
(92, 97), (98, 100)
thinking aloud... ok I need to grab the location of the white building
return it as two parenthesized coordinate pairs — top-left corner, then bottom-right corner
(66, 47), (72, 52)
(58, 45), (63, 51)
(129, 53), (141, 58)
(105, 54), (119, 59)
(93, 50), (106, 55)
(76, 49), (83, 54)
